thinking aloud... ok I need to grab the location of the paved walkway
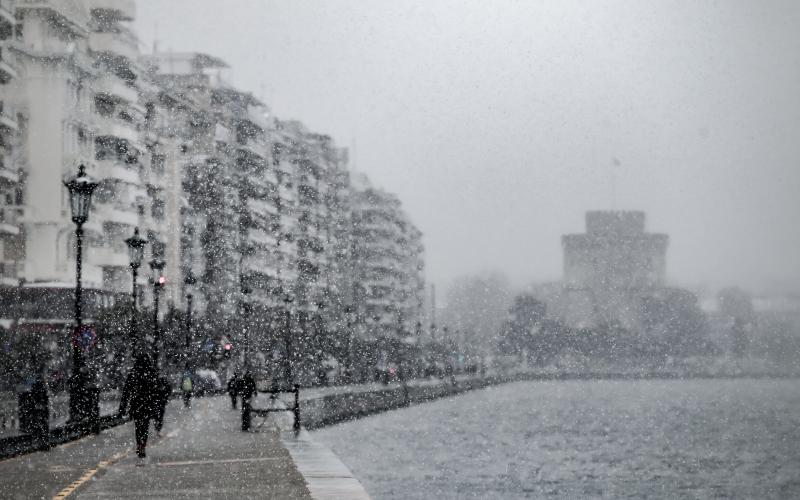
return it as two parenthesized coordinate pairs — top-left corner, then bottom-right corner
(0, 397), (320, 499)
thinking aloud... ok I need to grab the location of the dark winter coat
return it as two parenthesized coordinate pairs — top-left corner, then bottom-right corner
(119, 357), (159, 421)
(155, 376), (171, 408)
(239, 372), (256, 401)
(227, 375), (239, 396)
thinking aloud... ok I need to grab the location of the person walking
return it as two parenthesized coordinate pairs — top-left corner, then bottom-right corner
(227, 372), (240, 410)
(181, 370), (193, 408)
(29, 374), (50, 451)
(153, 375), (171, 437)
(239, 370), (256, 431)
(119, 355), (158, 465)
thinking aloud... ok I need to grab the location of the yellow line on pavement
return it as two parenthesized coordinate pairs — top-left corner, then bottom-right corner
(52, 449), (130, 500)
(51, 428), (178, 499)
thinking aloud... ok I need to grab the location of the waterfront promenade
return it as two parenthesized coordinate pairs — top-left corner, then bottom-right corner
(0, 397), (369, 499)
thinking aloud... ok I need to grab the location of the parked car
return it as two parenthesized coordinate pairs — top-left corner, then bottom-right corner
(193, 369), (222, 395)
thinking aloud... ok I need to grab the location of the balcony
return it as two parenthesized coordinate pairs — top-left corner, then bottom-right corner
(248, 228), (278, 248)
(0, 207), (20, 236)
(86, 0), (135, 21)
(89, 28), (139, 61)
(16, 0), (89, 35)
(246, 198), (278, 216)
(0, 47), (17, 83)
(83, 218), (103, 236)
(93, 245), (129, 268)
(242, 256), (279, 278)
(0, 261), (19, 286)
(95, 114), (138, 143)
(98, 159), (140, 185)
(94, 75), (138, 103)
(367, 258), (399, 272)
(0, 160), (17, 188)
(0, 100), (17, 131)
(94, 203), (137, 227)
(0, 0), (14, 30)
(236, 137), (267, 161)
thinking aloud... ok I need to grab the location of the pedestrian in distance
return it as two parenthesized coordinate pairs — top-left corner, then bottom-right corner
(30, 374), (51, 451)
(181, 370), (193, 408)
(153, 375), (171, 437)
(239, 370), (257, 431)
(227, 372), (240, 410)
(119, 355), (159, 465)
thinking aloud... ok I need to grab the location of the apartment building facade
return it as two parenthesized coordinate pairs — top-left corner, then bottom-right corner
(0, 0), (171, 323)
(350, 175), (425, 340)
(0, 2), (426, 376)
(0, 0), (20, 293)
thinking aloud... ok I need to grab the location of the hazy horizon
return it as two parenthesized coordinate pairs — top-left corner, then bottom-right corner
(137, 0), (800, 296)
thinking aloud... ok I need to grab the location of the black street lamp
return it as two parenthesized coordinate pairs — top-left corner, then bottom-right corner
(184, 273), (196, 370)
(149, 258), (166, 364)
(240, 282), (252, 369)
(185, 293), (193, 366)
(344, 305), (354, 379)
(283, 293), (294, 387)
(125, 227), (147, 346)
(63, 165), (98, 426)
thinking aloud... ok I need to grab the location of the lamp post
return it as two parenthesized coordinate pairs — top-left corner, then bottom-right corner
(64, 165), (98, 425)
(183, 274), (196, 370)
(185, 293), (193, 367)
(283, 293), (294, 387)
(149, 258), (166, 364)
(125, 227), (147, 347)
(240, 282), (252, 369)
(13, 278), (25, 331)
(344, 305), (354, 381)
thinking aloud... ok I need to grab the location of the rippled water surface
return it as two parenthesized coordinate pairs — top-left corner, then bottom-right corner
(312, 379), (800, 499)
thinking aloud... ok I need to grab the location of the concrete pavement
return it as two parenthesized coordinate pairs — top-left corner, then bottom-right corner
(0, 396), (367, 499)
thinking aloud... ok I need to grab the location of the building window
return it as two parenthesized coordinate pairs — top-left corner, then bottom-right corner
(151, 240), (166, 260)
(152, 199), (165, 220)
(94, 96), (115, 117)
(152, 154), (165, 174)
(145, 103), (155, 124)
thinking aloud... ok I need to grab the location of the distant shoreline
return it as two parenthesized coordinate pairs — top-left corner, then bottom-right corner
(505, 369), (800, 383)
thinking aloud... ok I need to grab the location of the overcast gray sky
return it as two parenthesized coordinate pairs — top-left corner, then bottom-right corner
(137, 0), (800, 295)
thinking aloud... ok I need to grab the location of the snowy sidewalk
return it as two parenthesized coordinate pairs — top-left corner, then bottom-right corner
(0, 397), (315, 499)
